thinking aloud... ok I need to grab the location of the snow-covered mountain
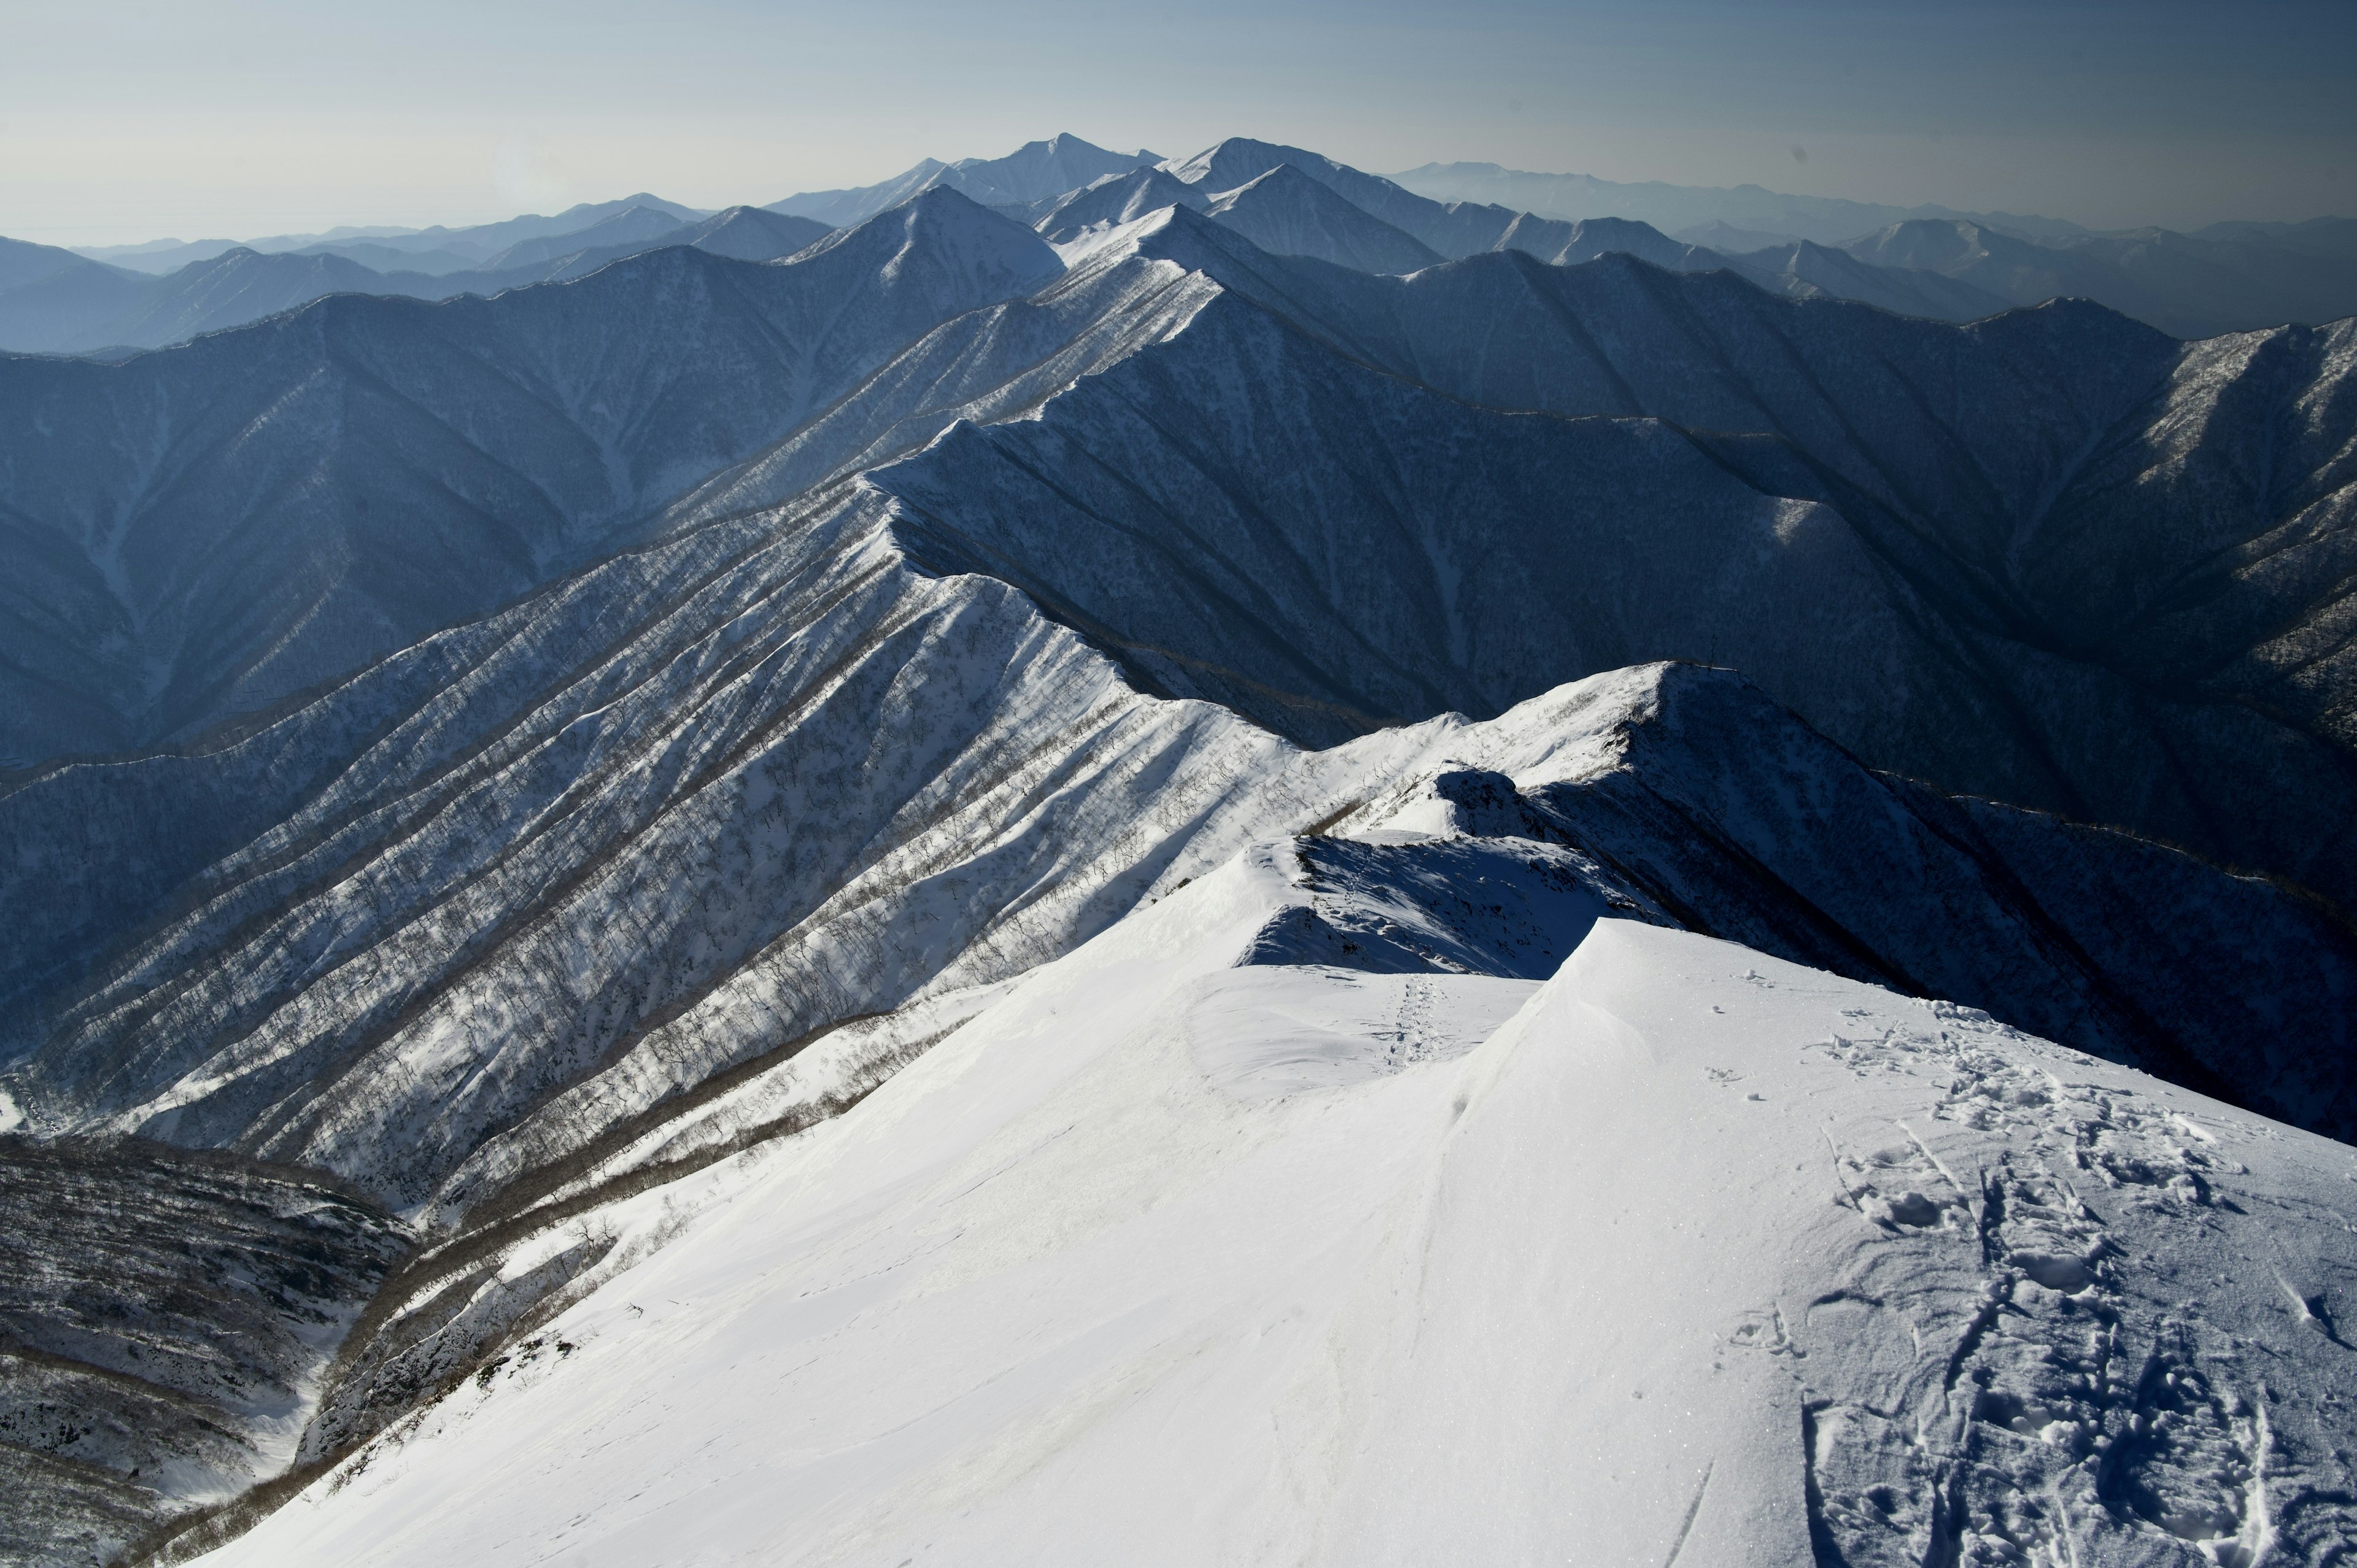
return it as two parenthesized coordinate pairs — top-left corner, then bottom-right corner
(0, 190), (1049, 763)
(1198, 164), (1443, 274)
(767, 134), (1161, 228)
(141, 755), (2357, 1566)
(1147, 139), (1978, 306)
(6, 188), (2355, 916)
(7, 136), (2357, 1564)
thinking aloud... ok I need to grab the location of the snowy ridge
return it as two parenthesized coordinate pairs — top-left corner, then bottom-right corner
(862, 228), (2357, 911)
(180, 841), (2357, 1567)
(4, 137), (2357, 1563)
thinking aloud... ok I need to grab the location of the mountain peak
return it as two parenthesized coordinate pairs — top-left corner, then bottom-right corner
(791, 184), (1063, 295)
(1201, 164), (1444, 274)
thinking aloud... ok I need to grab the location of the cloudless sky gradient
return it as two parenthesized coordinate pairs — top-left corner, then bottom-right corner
(4, 0), (2351, 243)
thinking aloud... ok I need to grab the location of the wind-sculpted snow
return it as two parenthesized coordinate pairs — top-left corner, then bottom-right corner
(0, 1137), (404, 1566)
(0, 188), (1058, 765)
(177, 848), (2357, 1567)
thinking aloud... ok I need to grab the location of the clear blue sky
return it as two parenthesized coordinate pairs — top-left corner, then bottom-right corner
(4, 0), (2350, 243)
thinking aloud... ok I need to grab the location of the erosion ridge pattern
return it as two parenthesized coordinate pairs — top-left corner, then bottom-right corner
(2, 135), (2356, 1566)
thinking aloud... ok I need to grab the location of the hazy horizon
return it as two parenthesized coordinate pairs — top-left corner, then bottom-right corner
(4, 0), (2354, 246)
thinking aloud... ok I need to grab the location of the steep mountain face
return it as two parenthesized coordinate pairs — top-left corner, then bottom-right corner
(1033, 160), (1451, 278)
(1428, 673), (2357, 1135)
(0, 190), (1056, 765)
(768, 134), (1160, 228)
(1028, 165), (1208, 244)
(7, 191), (2353, 908)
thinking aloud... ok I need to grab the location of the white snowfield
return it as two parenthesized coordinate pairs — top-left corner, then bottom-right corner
(201, 844), (2357, 1566)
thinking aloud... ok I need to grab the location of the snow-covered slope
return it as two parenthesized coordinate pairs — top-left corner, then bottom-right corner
(1026, 165), (1207, 245)
(1199, 164), (1442, 274)
(183, 839), (2357, 1567)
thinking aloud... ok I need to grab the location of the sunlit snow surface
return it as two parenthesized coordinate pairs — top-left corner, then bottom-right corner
(201, 851), (2357, 1566)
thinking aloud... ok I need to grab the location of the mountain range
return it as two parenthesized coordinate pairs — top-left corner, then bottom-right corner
(4, 133), (2357, 1564)
(1396, 160), (2357, 336)
(11, 133), (2356, 361)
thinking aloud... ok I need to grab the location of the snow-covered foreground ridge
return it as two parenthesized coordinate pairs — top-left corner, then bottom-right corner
(198, 844), (2357, 1567)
